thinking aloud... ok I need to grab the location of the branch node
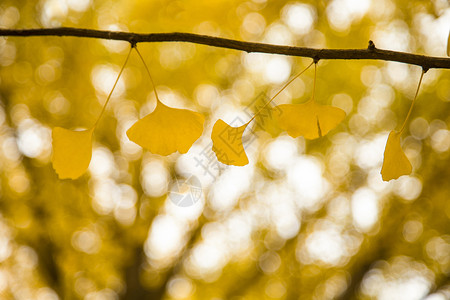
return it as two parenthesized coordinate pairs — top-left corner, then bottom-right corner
(368, 40), (376, 50)
(129, 37), (137, 48)
(313, 56), (320, 64)
(422, 66), (429, 73)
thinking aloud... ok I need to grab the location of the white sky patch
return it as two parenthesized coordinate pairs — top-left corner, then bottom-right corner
(91, 180), (137, 225)
(165, 189), (204, 222)
(362, 259), (434, 300)
(281, 3), (316, 35)
(254, 181), (294, 226)
(17, 119), (51, 159)
(431, 129), (450, 153)
(378, 275), (431, 300)
(243, 52), (268, 74)
(414, 10), (450, 56)
(145, 215), (187, 265)
(371, 20), (411, 52)
(40, 0), (68, 27)
(185, 213), (253, 280)
(263, 22), (294, 45)
(393, 176), (422, 201)
(264, 56), (291, 84)
(272, 201), (300, 239)
(385, 62), (410, 86)
(263, 135), (300, 172)
(351, 187), (379, 232)
(354, 134), (387, 170)
(91, 64), (126, 98)
(40, 0), (91, 26)
(141, 159), (169, 198)
(154, 87), (195, 110)
(187, 242), (226, 280)
(209, 165), (253, 211)
(114, 184), (137, 226)
(241, 12), (266, 38)
(194, 84), (220, 110)
(287, 156), (329, 211)
(67, 0), (91, 12)
(118, 119), (142, 159)
(326, 0), (371, 32)
(92, 178), (120, 214)
(366, 169), (392, 194)
(304, 222), (347, 265)
(175, 144), (218, 189)
(89, 147), (115, 178)
(186, 222), (228, 279)
(224, 213), (253, 253)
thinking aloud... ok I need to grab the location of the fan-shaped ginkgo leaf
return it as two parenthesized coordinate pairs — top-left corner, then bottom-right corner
(126, 100), (205, 155)
(211, 119), (249, 166)
(381, 130), (412, 181)
(52, 127), (94, 179)
(274, 100), (346, 139)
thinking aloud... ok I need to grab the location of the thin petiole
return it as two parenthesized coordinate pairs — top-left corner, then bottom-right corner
(93, 45), (132, 129)
(246, 60), (314, 125)
(399, 69), (425, 134)
(134, 46), (161, 103)
(311, 61), (317, 102)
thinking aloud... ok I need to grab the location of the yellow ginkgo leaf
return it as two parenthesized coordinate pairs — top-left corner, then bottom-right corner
(211, 119), (249, 166)
(126, 100), (205, 155)
(274, 100), (346, 139)
(52, 127), (94, 179)
(381, 130), (412, 181)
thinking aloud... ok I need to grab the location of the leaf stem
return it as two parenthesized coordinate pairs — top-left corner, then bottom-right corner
(134, 46), (161, 103)
(399, 69), (425, 134)
(92, 45), (132, 129)
(311, 62), (317, 102)
(246, 60), (314, 125)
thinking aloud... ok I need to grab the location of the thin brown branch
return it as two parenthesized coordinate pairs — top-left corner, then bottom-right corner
(0, 27), (449, 69)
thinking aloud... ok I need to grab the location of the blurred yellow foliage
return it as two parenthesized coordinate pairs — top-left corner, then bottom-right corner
(0, 0), (449, 299)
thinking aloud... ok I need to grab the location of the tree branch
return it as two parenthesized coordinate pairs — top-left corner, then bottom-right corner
(1, 27), (449, 69)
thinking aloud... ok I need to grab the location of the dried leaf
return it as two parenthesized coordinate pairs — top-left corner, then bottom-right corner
(211, 119), (249, 166)
(274, 100), (346, 139)
(127, 100), (205, 155)
(381, 130), (412, 181)
(52, 127), (94, 179)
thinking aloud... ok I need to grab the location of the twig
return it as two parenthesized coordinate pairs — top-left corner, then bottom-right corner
(0, 27), (449, 69)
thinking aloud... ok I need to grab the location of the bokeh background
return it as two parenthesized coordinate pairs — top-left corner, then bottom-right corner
(0, 0), (449, 299)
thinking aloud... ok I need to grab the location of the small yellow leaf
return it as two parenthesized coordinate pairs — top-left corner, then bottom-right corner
(211, 119), (249, 166)
(381, 130), (412, 181)
(52, 127), (94, 179)
(127, 100), (205, 155)
(274, 100), (346, 139)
